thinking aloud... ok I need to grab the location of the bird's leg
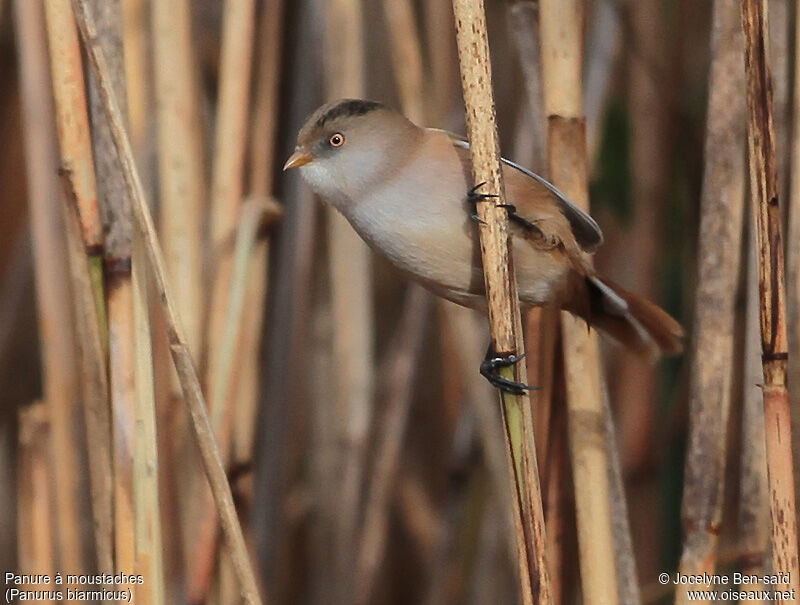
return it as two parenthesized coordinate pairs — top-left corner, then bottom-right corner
(467, 181), (498, 224)
(480, 344), (540, 395)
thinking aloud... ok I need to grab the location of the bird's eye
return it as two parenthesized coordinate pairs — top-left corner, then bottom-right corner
(329, 132), (345, 147)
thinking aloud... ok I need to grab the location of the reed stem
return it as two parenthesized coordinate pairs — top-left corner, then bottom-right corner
(539, 1), (619, 602)
(676, 0), (746, 599)
(43, 0), (114, 574)
(71, 1), (265, 601)
(451, 1), (552, 602)
(741, 0), (800, 593)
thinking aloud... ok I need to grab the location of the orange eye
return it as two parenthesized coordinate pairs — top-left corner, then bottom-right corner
(329, 132), (345, 147)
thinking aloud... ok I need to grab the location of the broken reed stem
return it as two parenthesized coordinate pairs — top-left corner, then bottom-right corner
(71, 1), (264, 602)
(451, 1), (551, 603)
(741, 0), (800, 593)
(152, 0), (205, 362)
(324, 0), (375, 595)
(85, 0), (138, 574)
(206, 0), (257, 393)
(539, 1), (619, 603)
(355, 287), (432, 605)
(43, 0), (114, 574)
(132, 229), (165, 605)
(13, 0), (86, 575)
(676, 0), (746, 599)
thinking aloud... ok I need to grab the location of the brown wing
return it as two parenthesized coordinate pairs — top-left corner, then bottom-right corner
(443, 131), (603, 257)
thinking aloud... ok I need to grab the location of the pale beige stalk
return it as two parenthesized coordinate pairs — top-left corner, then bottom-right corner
(71, 0), (265, 601)
(540, 1), (619, 603)
(132, 230), (164, 605)
(43, 0), (114, 574)
(452, 1), (552, 603)
(324, 0), (374, 595)
(676, 1), (746, 601)
(741, 0), (800, 593)
(13, 0), (86, 575)
(121, 0), (148, 154)
(151, 0), (205, 363)
(206, 0), (257, 396)
(236, 0), (286, 470)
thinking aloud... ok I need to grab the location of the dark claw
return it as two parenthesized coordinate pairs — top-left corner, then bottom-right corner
(467, 181), (499, 203)
(470, 213), (486, 225)
(480, 347), (540, 395)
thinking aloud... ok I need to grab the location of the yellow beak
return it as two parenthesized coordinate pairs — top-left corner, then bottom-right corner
(283, 149), (313, 170)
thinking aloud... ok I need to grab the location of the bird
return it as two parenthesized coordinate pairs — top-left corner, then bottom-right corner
(284, 98), (684, 393)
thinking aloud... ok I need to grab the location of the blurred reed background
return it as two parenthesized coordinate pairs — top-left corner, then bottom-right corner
(1, 0), (800, 603)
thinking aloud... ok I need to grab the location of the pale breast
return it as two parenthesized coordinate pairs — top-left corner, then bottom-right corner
(342, 131), (571, 309)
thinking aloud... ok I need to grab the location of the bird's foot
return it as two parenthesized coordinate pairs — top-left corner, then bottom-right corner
(467, 182), (498, 224)
(480, 346), (540, 395)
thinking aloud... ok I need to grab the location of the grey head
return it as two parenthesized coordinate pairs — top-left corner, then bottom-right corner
(284, 99), (421, 207)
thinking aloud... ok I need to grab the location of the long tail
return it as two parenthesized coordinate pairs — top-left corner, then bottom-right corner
(580, 275), (684, 357)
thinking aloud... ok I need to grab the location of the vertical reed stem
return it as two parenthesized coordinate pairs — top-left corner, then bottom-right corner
(13, 0), (86, 575)
(677, 2), (746, 597)
(451, 2), (552, 603)
(71, 1), (265, 602)
(85, 0), (139, 575)
(741, 0), (800, 593)
(206, 0), (257, 389)
(43, 0), (114, 574)
(132, 229), (164, 604)
(324, 1), (374, 597)
(152, 0), (205, 363)
(539, 1), (619, 603)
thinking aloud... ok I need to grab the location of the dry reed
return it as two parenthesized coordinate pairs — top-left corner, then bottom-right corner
(355, 286), (433, 605)
(451, 1), (552, 603)
(206, 0), (257, 389)
(237, 0), (285, 472)
(13, 0), (86, 575)
(738, 233), (771, 594)
(84, 0), (139, 576)
(789, 0), (800, 517)
(676, 0), (746, 597)
(17, 404), (55, 598)
(71, 0), (265, 601)
(43, 0), (114, 575)
(132, 229), (165, 605)
(323, 1), (375, 597)
(152, 0), (205, 363)
(540, 0), (619, 602)
(741, 0), (800, 593)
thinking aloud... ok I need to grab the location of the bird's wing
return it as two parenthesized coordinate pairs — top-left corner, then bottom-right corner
(439, 130), (603, 254)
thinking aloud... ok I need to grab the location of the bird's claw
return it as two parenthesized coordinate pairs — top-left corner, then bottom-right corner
(480, 348), (540, 395)
(467, 181), (499, 203)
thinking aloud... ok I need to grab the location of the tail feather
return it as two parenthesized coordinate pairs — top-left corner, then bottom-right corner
(584, 275), (684, 357)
